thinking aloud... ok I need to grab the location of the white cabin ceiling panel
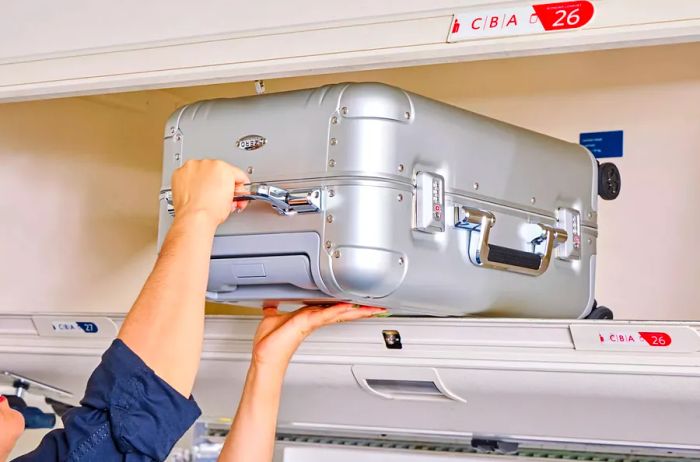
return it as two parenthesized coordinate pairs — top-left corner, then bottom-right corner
(0, 0), (698, 101)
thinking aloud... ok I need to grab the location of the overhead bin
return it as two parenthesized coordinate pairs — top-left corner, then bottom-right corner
(0, 0), (699, 101)
(2, 314), (700, 456)
(2, 3), (700, 460)
(1, 42), (699, 318)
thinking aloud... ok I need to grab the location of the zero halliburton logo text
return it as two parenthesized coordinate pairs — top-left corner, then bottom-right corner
(236, 135), (267, 151)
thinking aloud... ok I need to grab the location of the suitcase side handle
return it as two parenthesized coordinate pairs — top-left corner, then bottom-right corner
(160, 185), (322, 217)
(455, 207), (567, 277)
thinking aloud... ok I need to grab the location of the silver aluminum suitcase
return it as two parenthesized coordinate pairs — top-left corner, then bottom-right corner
(159, 82), (604, 318)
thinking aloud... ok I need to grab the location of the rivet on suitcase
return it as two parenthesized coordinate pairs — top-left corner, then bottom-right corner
(159, 82), (610, 318)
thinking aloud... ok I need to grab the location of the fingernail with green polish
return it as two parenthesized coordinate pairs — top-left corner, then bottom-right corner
(372, 312), (392, 318)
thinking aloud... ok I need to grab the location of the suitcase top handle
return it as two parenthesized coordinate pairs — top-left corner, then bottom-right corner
(160, 185), (322, 218)
(455, 207), (568, 277)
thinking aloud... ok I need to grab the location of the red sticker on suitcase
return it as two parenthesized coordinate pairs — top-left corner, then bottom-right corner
(532, 1), (594, 31)
(639, 332), (672, 347)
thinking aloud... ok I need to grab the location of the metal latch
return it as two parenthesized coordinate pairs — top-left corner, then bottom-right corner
(234, 184), (322, 216)
(160, 184), (322, 217)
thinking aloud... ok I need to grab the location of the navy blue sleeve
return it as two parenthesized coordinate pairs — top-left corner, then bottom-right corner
(13, 339), (201, 462)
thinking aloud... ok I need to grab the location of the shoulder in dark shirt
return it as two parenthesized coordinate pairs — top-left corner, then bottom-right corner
(13, 339), (201, 462)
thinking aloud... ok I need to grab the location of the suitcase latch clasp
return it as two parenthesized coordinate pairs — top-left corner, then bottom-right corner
(234, 184), (322, 216)
(160, 185), (322, 217)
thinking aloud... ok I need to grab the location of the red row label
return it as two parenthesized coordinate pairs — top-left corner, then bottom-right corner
(598, 331), (672, 347)
(570, 324), (699, 353)
(532, 1), (594, 31)
(447, 1), (595, 43)
(639, 332), (673, 347)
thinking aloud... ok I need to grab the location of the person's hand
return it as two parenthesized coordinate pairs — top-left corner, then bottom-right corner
(171, 159), (249, 227)
(252, 304), (386, 369)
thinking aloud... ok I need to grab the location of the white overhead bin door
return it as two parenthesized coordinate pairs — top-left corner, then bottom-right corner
(3, 315), (700, 453)
(1, 0), (699, 101)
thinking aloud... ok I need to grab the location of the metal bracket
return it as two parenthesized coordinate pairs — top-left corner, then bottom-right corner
(1, 371), (73, 399)
(159, 189), (176, 216)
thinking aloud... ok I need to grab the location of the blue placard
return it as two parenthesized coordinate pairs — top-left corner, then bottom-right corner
(579, 130), (623, 158)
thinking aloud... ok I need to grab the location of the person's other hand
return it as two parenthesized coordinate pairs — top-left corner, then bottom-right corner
(171, 159), (249, 227)
(252, 304), (386, 369)
(0, 395), (25, 461)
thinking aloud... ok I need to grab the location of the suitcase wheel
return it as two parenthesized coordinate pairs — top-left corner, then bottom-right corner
(586, 305), (614, 320)
(598, 162), (621, 201)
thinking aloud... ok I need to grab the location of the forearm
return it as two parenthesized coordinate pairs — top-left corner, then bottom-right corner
(216, 304), (386, 462)
(218, 363), (286, 462)
(118, 212), (217, 397)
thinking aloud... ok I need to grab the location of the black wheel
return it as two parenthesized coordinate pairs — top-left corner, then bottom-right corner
(586, 305), (614, 320)
(598, 162), (621, 200)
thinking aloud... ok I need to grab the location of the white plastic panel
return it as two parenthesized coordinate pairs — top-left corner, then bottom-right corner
(0, 0), (478, 61)
(2, 315), (699, 450)
(0, 0), (699, 101)
(0, 93), (172, 314)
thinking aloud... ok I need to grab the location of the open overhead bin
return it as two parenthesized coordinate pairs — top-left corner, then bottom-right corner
(1, 4), (700, 459)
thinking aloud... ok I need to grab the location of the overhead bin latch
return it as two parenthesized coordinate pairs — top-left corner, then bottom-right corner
(382, 330), (403, 349)
(471, 438), (519, 455)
